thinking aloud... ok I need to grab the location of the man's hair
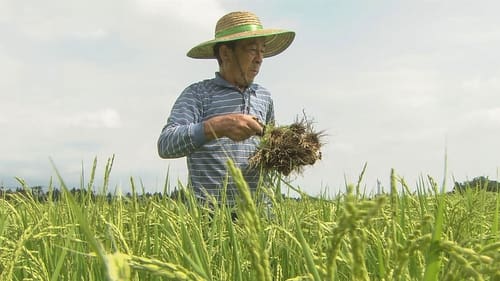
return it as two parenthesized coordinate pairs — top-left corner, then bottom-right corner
(213, 41), (237, 66)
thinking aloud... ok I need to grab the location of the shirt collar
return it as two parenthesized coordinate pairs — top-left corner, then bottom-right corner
(214, 72), (258, 93)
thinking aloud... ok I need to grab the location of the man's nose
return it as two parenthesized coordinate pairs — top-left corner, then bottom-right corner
(255, 50), (264, 63)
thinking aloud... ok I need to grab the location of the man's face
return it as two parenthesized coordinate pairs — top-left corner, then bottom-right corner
(230, 38), (266, 86)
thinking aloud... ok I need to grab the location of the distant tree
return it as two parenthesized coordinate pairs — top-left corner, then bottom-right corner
(453, 176), (500, 193)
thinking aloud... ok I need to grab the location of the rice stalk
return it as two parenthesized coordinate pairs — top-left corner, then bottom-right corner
(293, 213), (322, 281)
(423, 176), (446, 281)
(104, 252), (131, 281)
(130, 255), (206, 281)
(227, 159), (273, 281)
(0, 219), (38, 280)
(2, 156), (500, 280)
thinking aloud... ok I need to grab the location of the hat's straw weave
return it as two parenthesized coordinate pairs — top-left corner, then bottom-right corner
(215, 12), (262, 36)
(187, 11), (295, 59)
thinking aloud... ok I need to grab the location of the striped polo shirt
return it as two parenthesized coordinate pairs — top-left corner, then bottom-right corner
(158, 72), (274, 204)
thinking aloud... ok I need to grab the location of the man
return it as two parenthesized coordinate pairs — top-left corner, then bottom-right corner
(157, 11), (295, 205)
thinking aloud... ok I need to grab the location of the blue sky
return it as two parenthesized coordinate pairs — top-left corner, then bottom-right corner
(1, 0), (499, 195)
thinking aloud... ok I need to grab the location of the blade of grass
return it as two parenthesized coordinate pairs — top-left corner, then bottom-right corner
(50, 239), (69, 281)
(293, 213), (321, 281)
(49, 159), (106, 268)
(423, 151), (448, 281)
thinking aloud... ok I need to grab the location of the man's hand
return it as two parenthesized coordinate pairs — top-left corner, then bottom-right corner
(204, 114), (264, 141)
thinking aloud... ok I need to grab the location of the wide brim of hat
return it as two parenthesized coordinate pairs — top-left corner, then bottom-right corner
(187, 29), (295, 59)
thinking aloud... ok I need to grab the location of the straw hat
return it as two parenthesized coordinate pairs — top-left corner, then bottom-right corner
(187, 11), (295, 59)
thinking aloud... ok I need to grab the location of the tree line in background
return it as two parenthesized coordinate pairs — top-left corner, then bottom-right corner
(453, 176), (500, 193)
(0, 186), (169, 202)
(1, 176), (499, 202)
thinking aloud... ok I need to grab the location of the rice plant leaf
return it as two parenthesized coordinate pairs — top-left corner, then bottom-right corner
(423, 156), (448, 281)
(293, 213), (321, 281)
(50, 241), (69, 281)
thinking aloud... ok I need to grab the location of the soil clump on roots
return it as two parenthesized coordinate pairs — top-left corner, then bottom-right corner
(249, 118), (324, 176)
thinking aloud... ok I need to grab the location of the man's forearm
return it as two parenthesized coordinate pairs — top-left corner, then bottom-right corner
(157, 123), (206, 158)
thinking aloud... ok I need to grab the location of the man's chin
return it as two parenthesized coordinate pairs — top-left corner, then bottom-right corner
(246, 76), (256, 84)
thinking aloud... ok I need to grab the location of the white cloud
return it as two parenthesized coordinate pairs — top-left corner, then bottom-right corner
(462, 76), (500, 92)
(0, 1), (128, 42)
(2, 0), (500, 195)
(456, 107), (500, 132)
(134, 0), (225, 29)
(487, 108), (500, 123)
(0, 48), (24, 88)
(71, 28), (109, 40)
(66, 108), (122, 129)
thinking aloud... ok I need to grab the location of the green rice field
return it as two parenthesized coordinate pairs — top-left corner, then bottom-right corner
(1, 159), (499, 280)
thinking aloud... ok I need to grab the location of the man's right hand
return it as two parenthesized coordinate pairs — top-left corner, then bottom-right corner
(203, 114), (264, 141)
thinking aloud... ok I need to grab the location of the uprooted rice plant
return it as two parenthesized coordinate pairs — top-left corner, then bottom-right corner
(0, 158), (499, 280)
(249, 116), (324, 176)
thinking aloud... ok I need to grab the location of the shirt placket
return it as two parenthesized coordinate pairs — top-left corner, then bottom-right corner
(242, 91), (251, 114)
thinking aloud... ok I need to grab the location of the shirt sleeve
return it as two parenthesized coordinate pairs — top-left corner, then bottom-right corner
(157, 86), (207, 158)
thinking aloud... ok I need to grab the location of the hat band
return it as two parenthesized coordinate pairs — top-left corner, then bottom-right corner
(215, 24), (263, 38)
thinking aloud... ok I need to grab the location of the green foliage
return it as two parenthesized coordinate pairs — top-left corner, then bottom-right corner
(454, 176), (500, 193)
(1, 160), (500, 280)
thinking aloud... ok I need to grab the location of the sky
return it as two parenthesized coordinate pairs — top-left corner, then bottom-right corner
(1, 0), (499, 196)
